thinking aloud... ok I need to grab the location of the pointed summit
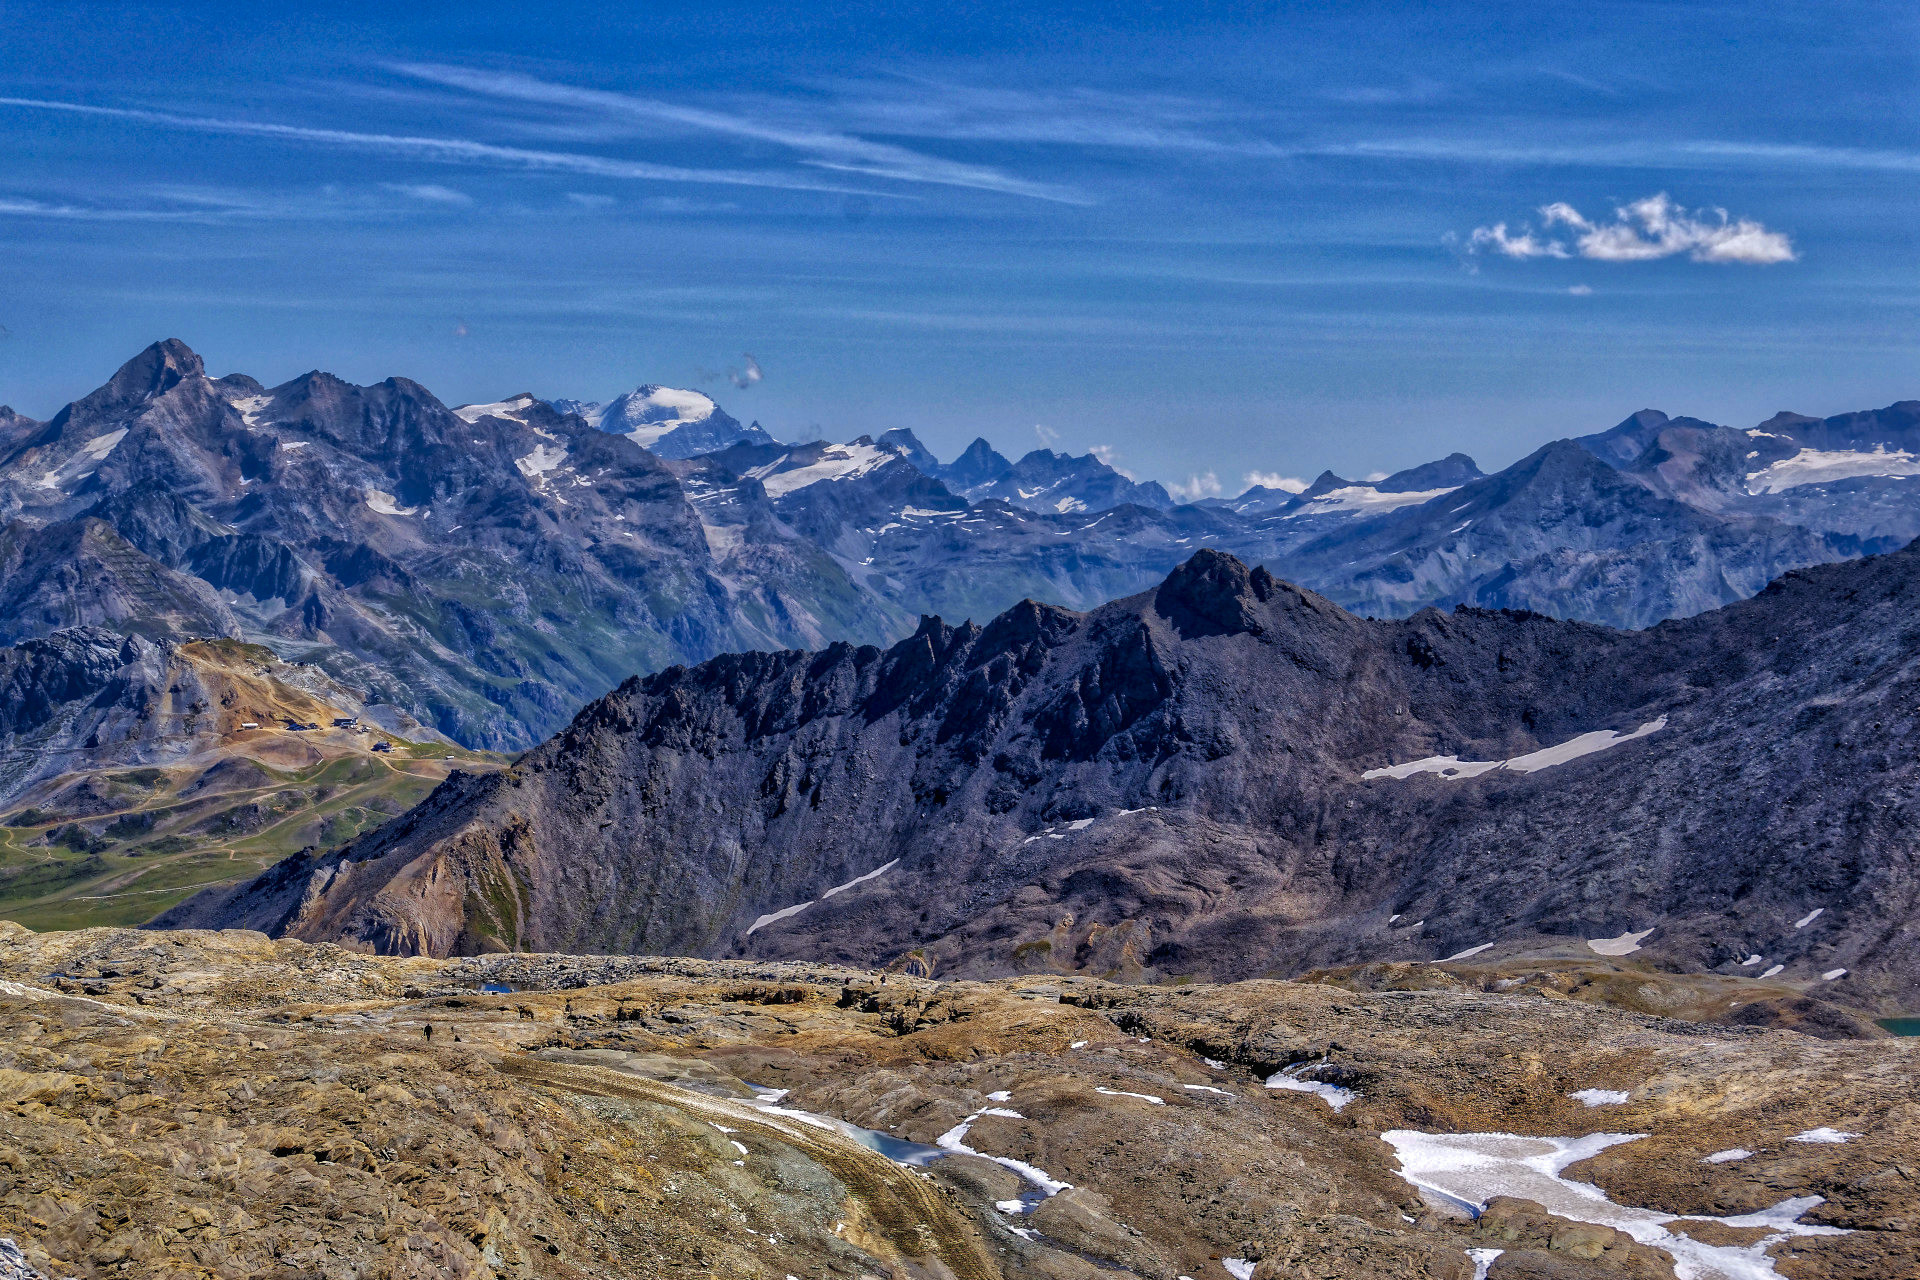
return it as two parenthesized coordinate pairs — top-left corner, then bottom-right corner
(104, 339), (204, 406)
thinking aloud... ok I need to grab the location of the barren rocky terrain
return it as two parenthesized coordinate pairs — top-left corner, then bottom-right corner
(0, 922), (1912, 1280)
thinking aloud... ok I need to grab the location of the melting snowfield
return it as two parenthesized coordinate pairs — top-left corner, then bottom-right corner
(1745, 445), (1920, 494)
(936, 1103), (1070, 1211)
(1364, 717), (1666, 781)
(1382, 1130), (1847, 1280)
(749, 442), (894, 498)
(1286, 483), (1460, 517)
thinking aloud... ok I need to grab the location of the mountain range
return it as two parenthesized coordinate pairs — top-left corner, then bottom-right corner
(160, 541), (1920, 1015)
(4, 340), (1916, 758)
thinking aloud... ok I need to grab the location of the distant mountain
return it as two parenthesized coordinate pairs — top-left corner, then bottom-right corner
(6, 340), (1914, 751)
(539, 386), (777, 459)
(0, 342), (893, 748)
(160, 544), (1920, 1013)
(939, 445), (1175, 514)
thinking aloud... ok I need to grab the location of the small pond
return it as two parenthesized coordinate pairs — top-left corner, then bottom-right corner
(1879, 1017), (1920, 1037)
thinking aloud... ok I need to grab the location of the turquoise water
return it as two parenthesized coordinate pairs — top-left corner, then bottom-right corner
(1879, 1017), (1920, 1037)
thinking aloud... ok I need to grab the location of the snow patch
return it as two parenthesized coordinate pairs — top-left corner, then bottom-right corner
(1759, 964), (1784, 979)
(80, 428), (128, 461)
(515, 442), (569, 478)
(1265, 1064), (1356, 1112)
(1440, 943), (1495, 963)
(1383, 1129), (1848, 1280)
(1570, 1089), (1631, 1107)
(1793, 908), (1823, 929)
(1183, 1084), (1234, 1097)
(1704, 1149), (1754, 1164)
(1745, 446), (1920, 494)
(1588, 928), (1654, 957)
(745, 858), (900, 935)
(1740, 955), (1763, 967)
(1222, 1260), (1256, 1280)
(1821, 968), (1847, 981)
(1095, 1087), (1165, 1105)
(1365, 717), (1666, 781)
(1790, 1128), (1859, 1144)
(1288, 484), (1459, 518)
(936, 1106), (1069, 1200)
(364, 489), (420, 516)
(1467, 1248), (1504, 1280)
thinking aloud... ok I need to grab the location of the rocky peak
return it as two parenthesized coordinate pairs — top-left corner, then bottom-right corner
(50, 339), (207, 437)
(1152, 549), (1270, 637)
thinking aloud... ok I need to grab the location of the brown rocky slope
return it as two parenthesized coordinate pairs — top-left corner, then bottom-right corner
(0, 922), (1914, 1279)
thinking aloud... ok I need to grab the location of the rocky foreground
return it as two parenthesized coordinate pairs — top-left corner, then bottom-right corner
(0, 922), (1912, 1280)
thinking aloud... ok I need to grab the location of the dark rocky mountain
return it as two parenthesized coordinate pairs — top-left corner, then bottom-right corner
(939, 436), (1015, 492)
(161, 544), (1920, 1013)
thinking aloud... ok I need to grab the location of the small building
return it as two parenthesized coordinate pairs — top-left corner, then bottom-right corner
(239, 721), (260, 730)
(331, 717), (358, 728)
(371, 741), (391, 753)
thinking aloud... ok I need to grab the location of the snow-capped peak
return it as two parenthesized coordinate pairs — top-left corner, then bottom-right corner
(598, 385), (717, 448)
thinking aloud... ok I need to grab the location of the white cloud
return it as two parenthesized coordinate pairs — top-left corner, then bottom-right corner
(1246, 471), (1308, 493)
(1034, 424), (1061, 449)
(1466, 193), (1795, 265)
(1568, 284), (1593, 296)
(1087, 444), (1136, 479)
(1170, 471), (1223, 502)
(384, 182), (471, 204)
(1467, 221), (1567, 259)
(729, 354), (763, 389)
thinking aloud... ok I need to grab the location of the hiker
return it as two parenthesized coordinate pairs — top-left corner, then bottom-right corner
(422, 1024), (432, 1042)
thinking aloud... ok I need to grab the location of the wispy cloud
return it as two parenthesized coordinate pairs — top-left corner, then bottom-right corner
(1169, 471), (1222, 501)
(0, 95), (894, 197)
(391, 64), (1089, 204)
(1465, 194), (1796, 264)
(383, 182), (471, 204)
(816, 78), (1291, 158)
(1246, 471), (1308, 492)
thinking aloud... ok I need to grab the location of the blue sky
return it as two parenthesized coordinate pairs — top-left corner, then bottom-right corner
(1, 1), (1916, 494)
